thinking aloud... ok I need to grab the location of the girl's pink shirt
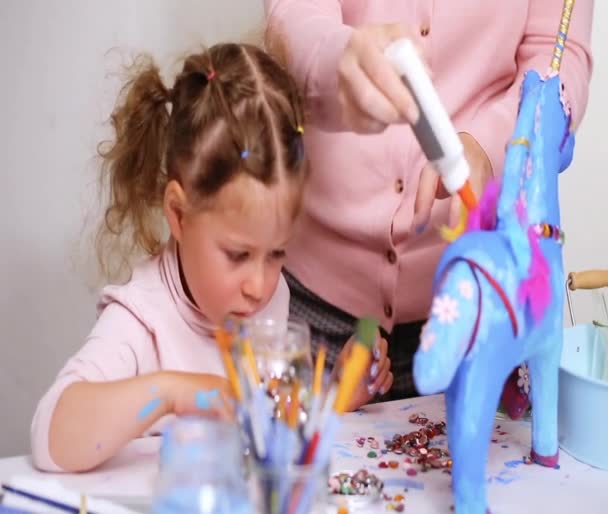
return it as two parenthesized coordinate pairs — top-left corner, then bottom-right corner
(30, 239), (289, 471)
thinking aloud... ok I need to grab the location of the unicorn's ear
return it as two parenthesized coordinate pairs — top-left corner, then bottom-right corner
(521, 71), (543, 98)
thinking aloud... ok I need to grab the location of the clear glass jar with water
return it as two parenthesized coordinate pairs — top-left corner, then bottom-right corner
(151, 417), (253, 514)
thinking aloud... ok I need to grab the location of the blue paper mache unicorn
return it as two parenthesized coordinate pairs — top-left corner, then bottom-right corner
(412, 2), (578, 513)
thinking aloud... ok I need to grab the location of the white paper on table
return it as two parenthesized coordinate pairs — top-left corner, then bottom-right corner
(3, 475), (140, 514)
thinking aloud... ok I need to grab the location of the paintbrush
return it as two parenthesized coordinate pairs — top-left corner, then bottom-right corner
(1, 484), (98, 514)
(79, 494), (87, 514)
(333, 318), (378, 414)
(304, 345), (326, 440)
(241, 354), (269, 460)
(286, 319), (378, 514)
(242, 337), (261, 385)
(215, 322), (242, 400)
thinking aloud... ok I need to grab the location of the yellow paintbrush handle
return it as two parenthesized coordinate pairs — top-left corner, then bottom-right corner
(313, 345), (326, 396)
(242, 339), (260, 384)
(333, 345), (372, 414)
(215, 327), (242, 400)
(288, 381), (300, 428)
(221, 350), (242, 400)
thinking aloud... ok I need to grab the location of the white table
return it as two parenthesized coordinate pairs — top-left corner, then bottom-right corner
(1, 394), (606, 513)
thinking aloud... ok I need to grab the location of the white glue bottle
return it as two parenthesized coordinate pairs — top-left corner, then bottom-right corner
(384, 38), (477, 209)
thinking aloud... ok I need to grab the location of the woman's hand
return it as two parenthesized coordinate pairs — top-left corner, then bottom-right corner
(412, 132), (493, 231)
(333, 334), (394, 411)
(337, 24), (424, 133)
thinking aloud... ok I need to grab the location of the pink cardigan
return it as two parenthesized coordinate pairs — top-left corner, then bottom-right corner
(265, 0), (593, 329)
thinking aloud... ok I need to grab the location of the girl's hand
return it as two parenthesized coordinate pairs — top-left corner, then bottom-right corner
(333, 335), (393, 412)
(163, 372), (235, 420)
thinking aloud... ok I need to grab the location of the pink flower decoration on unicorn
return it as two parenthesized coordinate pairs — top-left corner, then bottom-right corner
(517, 363), (531, 395)
(458, 280), (474, 300)
(431, 294), (459, 325)
(419, 324), (437, 352)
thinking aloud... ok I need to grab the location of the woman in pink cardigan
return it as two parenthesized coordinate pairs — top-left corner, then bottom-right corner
(264, 0), (594, 399)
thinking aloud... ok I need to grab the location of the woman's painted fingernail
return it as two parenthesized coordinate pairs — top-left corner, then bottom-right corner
(368, 384), (376, 396)
(407, 103), (420, 124)
(415, 223), (426, 234)
(373, 346), (381, 360)
(370, 363), (378, 379)
(379, 387), (386, 395)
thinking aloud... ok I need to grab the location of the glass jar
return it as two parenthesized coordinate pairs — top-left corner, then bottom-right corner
(249, 460), (329, 514)
(151, 417), (253, 514)
(233, 317), (314, 426)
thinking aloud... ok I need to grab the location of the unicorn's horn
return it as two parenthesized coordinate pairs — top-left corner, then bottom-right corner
(550, 0), (576, 72)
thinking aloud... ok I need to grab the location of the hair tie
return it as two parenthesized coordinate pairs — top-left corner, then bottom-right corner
(207, 70), (216, 81)
(296, 125), (304, 134)
(241, 149), (249, 159)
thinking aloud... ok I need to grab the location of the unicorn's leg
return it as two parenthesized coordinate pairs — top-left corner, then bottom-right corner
(446, 361), (504, 514)
(527, 331), (561, 467)
(414, 262), (479, 395)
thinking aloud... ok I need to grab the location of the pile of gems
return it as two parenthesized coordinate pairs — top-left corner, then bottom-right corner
(383, 413), (452, 471)
(327, 414), (451, 511)
(353, 413), (452, 472)
(328, 469), (384, 496)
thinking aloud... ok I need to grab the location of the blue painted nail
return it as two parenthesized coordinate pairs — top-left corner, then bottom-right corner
(368, 384), (375, 396)
(370, 363), (378, 379)
(373, 346), (381, 360)
(415, 224), (426, 234)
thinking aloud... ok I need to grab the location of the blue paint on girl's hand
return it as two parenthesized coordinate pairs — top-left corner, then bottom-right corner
(138, 397), (162, 420)
(195, 389), (219, 410)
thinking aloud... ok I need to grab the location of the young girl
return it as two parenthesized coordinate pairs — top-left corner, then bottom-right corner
(31, 43), (393, 473)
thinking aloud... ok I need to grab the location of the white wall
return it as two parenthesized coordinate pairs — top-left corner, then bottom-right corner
(560, 1), (608, 326)
(0, 1), (606, 458)
(0, 0), (264, 458)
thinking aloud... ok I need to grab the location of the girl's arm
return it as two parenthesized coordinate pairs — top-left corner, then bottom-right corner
(31, 302), (231, 472)
(48, 370), (232, 472)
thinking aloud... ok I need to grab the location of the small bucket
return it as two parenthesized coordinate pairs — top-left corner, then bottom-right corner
(558, 270), (608, 470)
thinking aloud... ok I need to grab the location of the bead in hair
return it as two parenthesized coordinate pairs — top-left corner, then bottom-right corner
(241, 149), (249, 159)
(296, 125), (304, 134)
(207, 70), (216, 80)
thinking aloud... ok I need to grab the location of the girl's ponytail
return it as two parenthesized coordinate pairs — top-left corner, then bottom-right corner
(96, 55), (171, 280)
